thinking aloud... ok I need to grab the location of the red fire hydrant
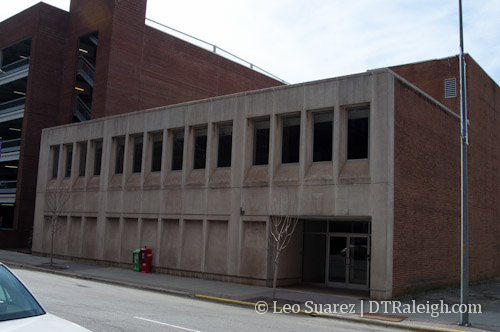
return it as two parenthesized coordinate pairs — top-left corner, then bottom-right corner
(140, 247), (152, 273)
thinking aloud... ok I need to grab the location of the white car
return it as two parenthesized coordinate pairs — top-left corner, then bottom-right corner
(0, 262), (91, 331)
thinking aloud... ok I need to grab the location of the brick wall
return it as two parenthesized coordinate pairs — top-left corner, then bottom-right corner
(0, 0), (283, 248)
(57, 0), (117, 123)
(392, 56), (500, 295)
(464, 58), (500, 281)
(391, 57), (460, 115)
(137, 26), (282, 112)
(56, 0), (283, 120)
(393, 79), (461, 296)
(0, 3), (68, 247)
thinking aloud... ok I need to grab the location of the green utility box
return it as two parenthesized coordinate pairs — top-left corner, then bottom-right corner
(133, 248), (141, 272)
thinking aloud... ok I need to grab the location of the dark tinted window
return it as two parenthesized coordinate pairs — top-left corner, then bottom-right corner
(172, 130), (184, 171)
(329, 220), (370, 234)
(347, 107), (369, 160)
(282, 115), (300, 164)
(151, 133), (163, 172)
(51, 146), (59, 179)
(313, 112), (333, 162)
(253, 119), (270, 165)
(217, 124), (232, 168)
(303, 220), (328, 233)
(64, 145), (73, 178)
(193, 128), (207, 170)
(78, 142), (87, 177)
(302, 233), (326, 283)
(93, 140), (102, 176)
(115, 137), (125, 174)
(132, 135), (143, 173)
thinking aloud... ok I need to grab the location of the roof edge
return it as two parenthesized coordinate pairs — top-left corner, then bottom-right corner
(371, 68), (460, 121)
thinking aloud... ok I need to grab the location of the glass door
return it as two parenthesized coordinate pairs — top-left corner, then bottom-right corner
(348, 237), (369, 286)
(327, 235), (370, 290)
(328, 236), (347, 284)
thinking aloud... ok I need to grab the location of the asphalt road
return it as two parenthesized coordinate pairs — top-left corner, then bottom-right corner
(12, 268), (408, 332)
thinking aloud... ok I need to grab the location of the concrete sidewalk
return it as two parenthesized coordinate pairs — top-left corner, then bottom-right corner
(1, 249), (498, 332)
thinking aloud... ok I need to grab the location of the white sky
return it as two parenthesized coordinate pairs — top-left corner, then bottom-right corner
(1, 1), (499, 85)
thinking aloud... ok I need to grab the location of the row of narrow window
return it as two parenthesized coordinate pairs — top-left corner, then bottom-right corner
(50, 107), (369, 179)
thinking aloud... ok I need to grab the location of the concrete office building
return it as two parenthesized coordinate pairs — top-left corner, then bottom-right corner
(0, 0), (282, 247)
(32, 55), (500, 299)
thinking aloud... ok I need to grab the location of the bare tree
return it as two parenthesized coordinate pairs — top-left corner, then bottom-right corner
(44, 191), (70, 266)
(269, 214), (299, 301)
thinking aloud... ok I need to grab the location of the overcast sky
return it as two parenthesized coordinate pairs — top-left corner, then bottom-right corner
(1, 1), (499, 85)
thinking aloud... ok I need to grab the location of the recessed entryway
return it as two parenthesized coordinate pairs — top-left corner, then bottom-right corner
(302, 219), (370, 291)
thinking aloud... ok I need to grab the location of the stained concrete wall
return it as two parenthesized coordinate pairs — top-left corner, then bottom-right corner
(33, 70), (395, 299)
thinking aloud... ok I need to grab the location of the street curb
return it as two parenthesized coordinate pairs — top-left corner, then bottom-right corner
(194, 294), (474, 332)
(196, 294), (256, 307)
(5, 260), (479, 332)
(3, 260), (193, 298)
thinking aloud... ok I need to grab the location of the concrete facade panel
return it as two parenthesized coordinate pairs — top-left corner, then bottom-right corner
(140, 218), (159, 261)
(120, 218), (138, 263)
(68, 217), (83, 257)
(141, 191), (161, 215)
(181, 189), (206, 215)
(159, 219), (180, 268)
(180, 219), (203, 271)
(82, 217), (97, 259)
(121, 191), (142, 214)
(304, 80), (337, 110)
(103, 218), (120, 261)
(206, 189), (231, 215)
(337, 75), (372, 106)
(54, 216), (68, 256)
(299, 185), (335, 216)
(1, 0), (284, 248)
(105, 191), (123, 214)
(240, 220), (268, 279)
(33, 70), (480, 298)
(163, 190), (182, 215)
(83, 192), (102, 214)
(240, 187), (270, 216)
(204, 220), (229, 275)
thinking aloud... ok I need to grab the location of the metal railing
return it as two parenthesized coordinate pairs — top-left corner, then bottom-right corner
(73, 96), (91, 121)
(0, 97), (25, 113)
(77, 55), (95, 86)
(146, 18), (288, 85)
(1, 138), (21, 153)
(0, 57), (30, 75)
(0, 180), (17, 189)
(89, 34), (98, 46)
(0, 180), (17, 194)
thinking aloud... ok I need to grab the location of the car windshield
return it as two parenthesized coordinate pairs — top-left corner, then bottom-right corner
(0, 265), (45, 321)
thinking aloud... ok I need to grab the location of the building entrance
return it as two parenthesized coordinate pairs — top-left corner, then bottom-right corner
(328, 235), (370, 289)
(302, 220), (370, 290)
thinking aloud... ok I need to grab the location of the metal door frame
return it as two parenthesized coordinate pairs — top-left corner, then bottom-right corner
(326, 233), (370, 290)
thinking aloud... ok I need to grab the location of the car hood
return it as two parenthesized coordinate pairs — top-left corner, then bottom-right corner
(0, 313), (91, 332)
